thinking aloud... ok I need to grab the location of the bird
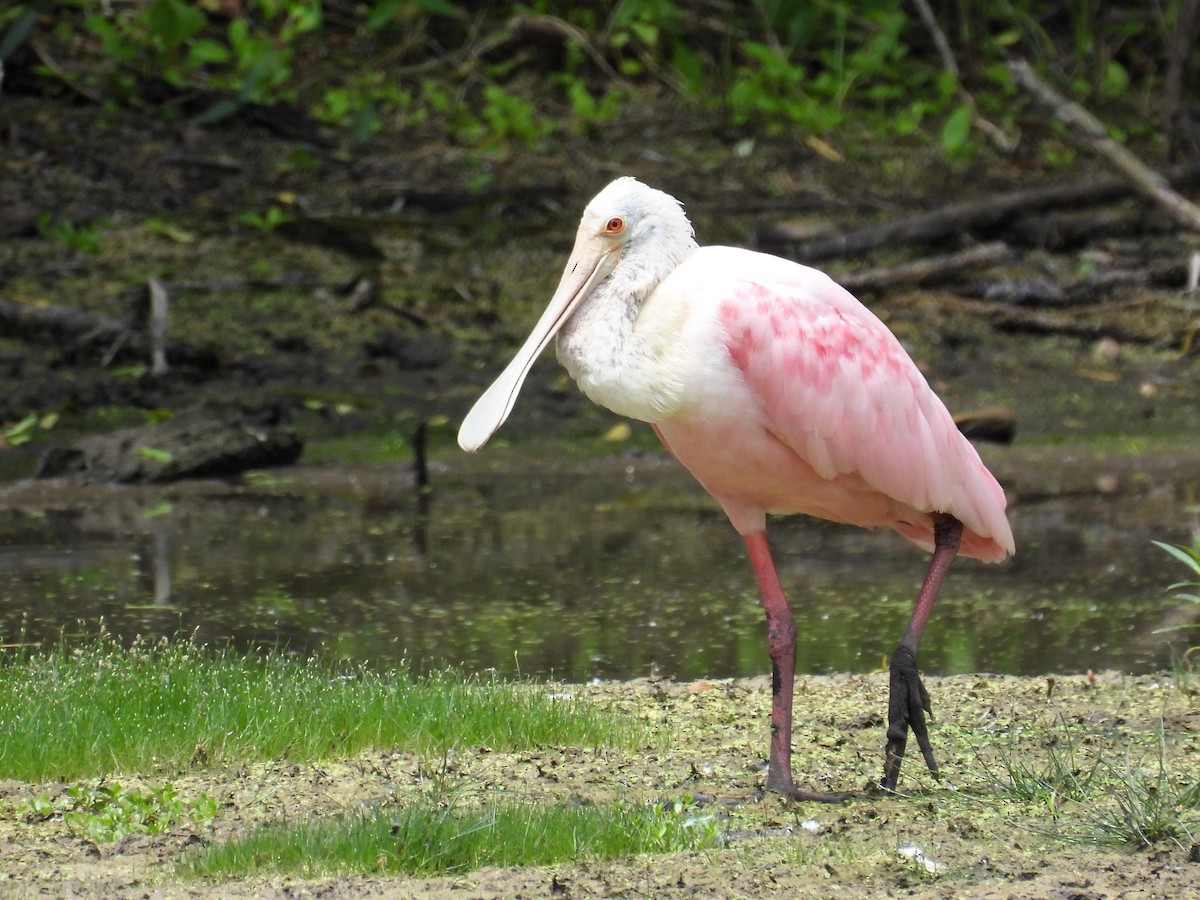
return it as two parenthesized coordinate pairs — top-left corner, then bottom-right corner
(458, 177), (1014, 800)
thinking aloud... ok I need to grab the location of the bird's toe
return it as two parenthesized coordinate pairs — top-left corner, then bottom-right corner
(880, 644), (939, 793)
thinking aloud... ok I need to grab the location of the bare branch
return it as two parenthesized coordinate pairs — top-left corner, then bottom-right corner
(1008, 59), (1200, 233)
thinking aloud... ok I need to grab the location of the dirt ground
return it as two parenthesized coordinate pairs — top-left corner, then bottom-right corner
(1, 672), (1198, 898)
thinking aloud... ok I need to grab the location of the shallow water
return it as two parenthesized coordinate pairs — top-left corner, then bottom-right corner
(0, 449), (1197, 681)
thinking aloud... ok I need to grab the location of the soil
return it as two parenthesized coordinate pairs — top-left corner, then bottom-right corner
(3, 32), (1200, 900)
(1, 673), (1199, 898)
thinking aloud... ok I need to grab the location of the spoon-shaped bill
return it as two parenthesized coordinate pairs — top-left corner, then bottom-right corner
(458, 232), (617, 452)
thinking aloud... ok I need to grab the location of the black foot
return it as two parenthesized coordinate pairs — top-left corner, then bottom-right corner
(880, 644), (939, 793)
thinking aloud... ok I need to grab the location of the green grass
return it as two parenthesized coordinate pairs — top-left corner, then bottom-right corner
(0, 630), (638, 782)
(983, 716), (1200, 849)
(182, 797), (718, 880)
(1065, 724), (1200, 850)
(982, 714), (1100, 814)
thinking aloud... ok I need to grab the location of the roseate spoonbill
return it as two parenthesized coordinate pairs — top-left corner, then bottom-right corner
(458, 177), (1014, 800)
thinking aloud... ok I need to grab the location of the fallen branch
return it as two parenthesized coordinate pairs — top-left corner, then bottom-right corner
(1008, 59), (1200, 233)
(975, 258), (1190, 307)
(0, 297), (129, 345)
(952, 406), (1016, 445)
(1005, 203), (1164, 251)
(837, 242), (1012, 293)
(760, 162), (1200, 262)
(947, 296), (1160, 345)
(0, 294), (213, 370)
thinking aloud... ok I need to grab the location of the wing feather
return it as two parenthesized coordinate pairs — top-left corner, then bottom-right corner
(717, 263), (1013, 559)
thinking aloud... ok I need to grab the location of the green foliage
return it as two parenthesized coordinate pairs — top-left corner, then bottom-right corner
(562, 80), (623, 129)
(34, 214), (106, 254)
(2, 412), (59, 447)
(19, 2), (1191, 158)
(940, 103), (975, 157)
(986, 716), (1200, 849)
(985, 715), (1100, 816)
(364, 0), (464, 32)
(1153, 537), (1200, 681)
(22, 781), (218, 843)
(1153, 538), (1200, 614)
(479, 85), (554, 146)
(79, 0), (321, 114)
(236, 204), (294, 233)
(1068, 725), (1200, 849)
(183, 796), (717, 879)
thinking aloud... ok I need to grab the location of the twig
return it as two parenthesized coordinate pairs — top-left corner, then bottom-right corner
(749, 0), (786, 58)
(29, 39), (105, 104)
(100, 330), (131, 368)
(910, 0), (1015, 151)
(910, 0), (958, 79)
(147, 277), (170, 376)
(508, 15), (623, 83)
(1008, 59), (1200, 233)
(1162, 0), (1200, 160)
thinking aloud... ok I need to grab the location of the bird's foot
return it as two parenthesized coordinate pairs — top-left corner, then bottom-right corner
(766, 769), (850, 804)
(880, 643), (939, 794)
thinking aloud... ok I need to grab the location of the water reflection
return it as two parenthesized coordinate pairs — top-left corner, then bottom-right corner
(0, 453), (1196, 680)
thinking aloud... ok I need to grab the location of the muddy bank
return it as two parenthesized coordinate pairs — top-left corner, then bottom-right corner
(3, 93), (1200, 484)
(1, 672), (1198, 898)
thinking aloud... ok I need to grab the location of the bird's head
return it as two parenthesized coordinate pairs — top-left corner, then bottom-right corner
(571, 177), (696, 293)
(458, 177), (695, 452)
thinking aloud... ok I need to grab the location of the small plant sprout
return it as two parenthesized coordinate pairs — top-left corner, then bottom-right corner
(1152, 538), (1200, 620)
(21, 782), (217, 843)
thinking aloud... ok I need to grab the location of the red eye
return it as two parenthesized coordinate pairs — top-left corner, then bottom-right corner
(604, 216), (625, 234)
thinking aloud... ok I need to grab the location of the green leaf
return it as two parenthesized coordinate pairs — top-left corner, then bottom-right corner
(1100, 61), (1129, 97)
(1152, 540), (1200, 575)
(414, 0), (462, 16)
(185, 38), (230, 67)
(3, 413), (37, 445)
(365, 0), (402, 31)
(0, 6), (37, 60)
(136, 446), (174, 464)
(940, 103), (973, 153)
(145, 0), (207, 51)
(670, 45), (705, 94)
(141, 502), (174, 519)
(191, 98), (242, 126)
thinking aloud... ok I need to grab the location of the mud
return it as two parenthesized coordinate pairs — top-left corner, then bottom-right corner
(2, 673), (1198, 898)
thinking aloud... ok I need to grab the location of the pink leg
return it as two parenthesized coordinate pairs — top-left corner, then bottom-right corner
(881, 513), (963, 792)
(744, 530), (846, 803)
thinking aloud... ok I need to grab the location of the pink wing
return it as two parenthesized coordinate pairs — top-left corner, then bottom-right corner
(718, 267), (1014, 563)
